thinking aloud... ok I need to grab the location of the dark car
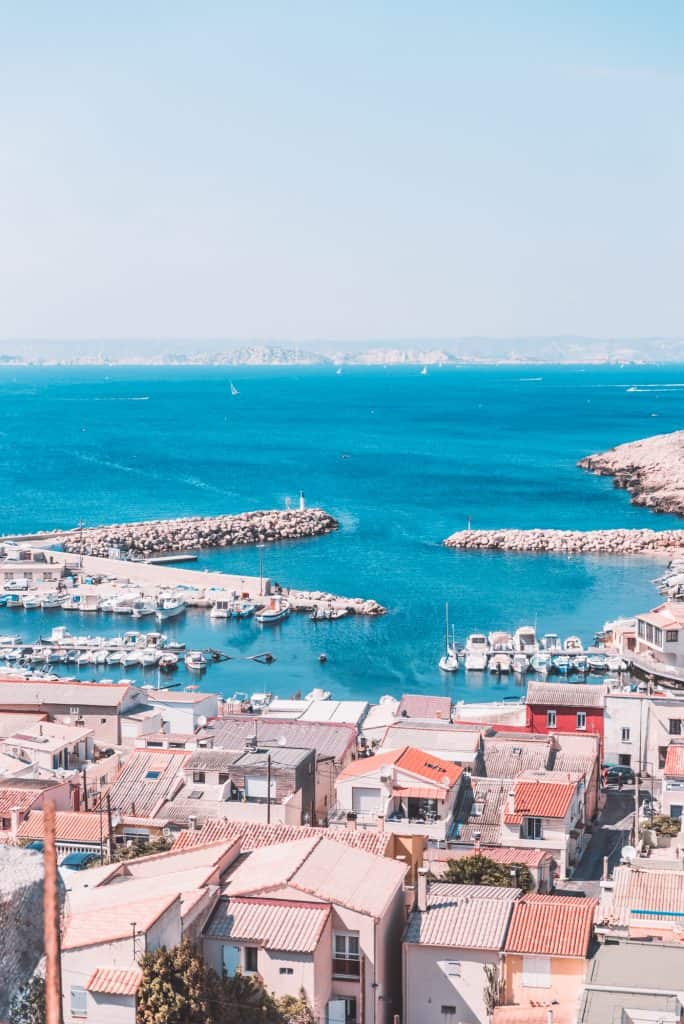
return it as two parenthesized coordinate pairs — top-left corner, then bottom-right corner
(602, 763), (635, 784)
(60, 851), (99, 870)
(25, 840), (44, 852)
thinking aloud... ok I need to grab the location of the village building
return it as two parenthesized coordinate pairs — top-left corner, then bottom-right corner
(0, 679), (143, 746)
(17, 808), (113, 859)
(379, 720), (482, 771)
(500, 772), (586, 879)
(1, 720), (94, 771)
(578, 940), (684, 1024)
(525, 682), (607, 751)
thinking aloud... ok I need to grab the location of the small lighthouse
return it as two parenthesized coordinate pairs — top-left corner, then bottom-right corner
(299, 490), (306, 511)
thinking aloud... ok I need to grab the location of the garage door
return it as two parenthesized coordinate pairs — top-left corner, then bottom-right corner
(352, 787), (381, 814)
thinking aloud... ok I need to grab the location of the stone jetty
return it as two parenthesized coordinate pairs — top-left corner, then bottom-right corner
(54, 509), (339, 559)
(578, 429), (684, 517)
(287, 588), (386, 616)
(443, 528), (684, 555)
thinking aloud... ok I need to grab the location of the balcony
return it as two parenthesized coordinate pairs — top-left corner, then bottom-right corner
(332, 955), (360, 979)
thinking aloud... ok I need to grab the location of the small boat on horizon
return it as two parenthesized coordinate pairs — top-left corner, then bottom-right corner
(230, 382), (239, 396)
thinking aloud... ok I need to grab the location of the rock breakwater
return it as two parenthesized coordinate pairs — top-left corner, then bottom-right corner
(443, 528), (684, 555)
(578, 430), (684, 517)
(57, 509), (339, 559)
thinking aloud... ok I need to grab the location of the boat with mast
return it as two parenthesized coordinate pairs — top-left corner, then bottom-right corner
(438, 603), (459, 672)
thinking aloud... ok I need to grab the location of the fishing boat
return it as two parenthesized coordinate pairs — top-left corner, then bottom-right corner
(512, 653), (529, 674)
(155, 596), (187, 622)
(587, 654), (607, 674)
(60, 594), (83, 611)
(21, 594), (41, 609)
(185, 650), (207, 671)
(513, 626), (539, 656)
(230, 382), (239, 396)
(489, 652), (512, 674)
(139, 649), (160, 668)
(572, 654), (588, 674)
(464, 634), (489, 671)
(131, 599), (156, 619)
(210, 598), (233, 619)
(541, 633), (562, 653)
(564, 636), (584, 654)
(530, 651), (552, 675)
(159, 653), (179, 671)
(40, 593), (63, 610)
(234, 600), (256, 618)
(106, 651), (123, 666)
(4, 593), (22, 609)
(256, 597), (291, 625)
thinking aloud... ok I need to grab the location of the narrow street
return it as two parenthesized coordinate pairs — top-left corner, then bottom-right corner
(561, 788), (635, 898)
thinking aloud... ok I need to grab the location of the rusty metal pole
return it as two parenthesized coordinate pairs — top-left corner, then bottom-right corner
(43, 800), (63, 1024)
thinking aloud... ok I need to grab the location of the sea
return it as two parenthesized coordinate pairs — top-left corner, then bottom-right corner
(0, 363), (682, 706)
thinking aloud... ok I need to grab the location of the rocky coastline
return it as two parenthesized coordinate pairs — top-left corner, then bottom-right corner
(578, 429), (684, 517)
(55, 509), (339, 559)
(443, 527), (684, 555)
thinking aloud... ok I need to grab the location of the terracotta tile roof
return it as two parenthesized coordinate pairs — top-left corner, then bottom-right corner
(86, 967), (142, 997)
(337, 746), (462, 788)
(504, 894), (596, 957)
(507, 779), (577, 820)
(0, 784), (47, 818)
(62, 893), (178, 950)
(404, 882), (520, 949)
(453, 776), (511, 845)
(664, 742), (684, 778)
(105, 748), (190, 817)
(483, 736), (553, 778)
(397, 694), (452, 720)
(172, 818), (391, 858)
(525, 681), (607, 709)
(210, 715), (356, 764)
(0, 679), (135, 708)
(204, 896), (330, 952)
(639, 602), (684, 628)
(424, 846), (553, 876)
(18, 810), (110, 843)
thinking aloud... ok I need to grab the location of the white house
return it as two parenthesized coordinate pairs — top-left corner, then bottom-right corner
(147, 690), (219, 733)
(633, 602), (684, 680)
(500, 771), (585, 879)
(331, 746), (464, 841)
(604, 688), (684, 778)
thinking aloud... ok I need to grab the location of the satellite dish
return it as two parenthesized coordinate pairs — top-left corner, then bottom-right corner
(621, 845), (637, 862)
(278, 736), (287, 746)
(197, 715), (207, 727)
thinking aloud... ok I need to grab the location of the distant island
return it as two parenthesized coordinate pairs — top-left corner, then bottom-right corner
(2, 337), (684, 366)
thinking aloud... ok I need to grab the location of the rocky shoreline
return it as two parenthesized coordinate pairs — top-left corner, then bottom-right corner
(578, 429), (684, 517)
(443, 528), (684, 555)
(54, 509), (339, 559)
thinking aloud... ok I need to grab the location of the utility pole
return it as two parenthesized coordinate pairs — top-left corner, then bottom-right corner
(634, 697), (643, 845)
(106, 794), (114, 862)
(43, 801), (64, 1024)
(266, 752), (272, 824)
(82, 767), (88, 811)
(257, 543), (265, 597)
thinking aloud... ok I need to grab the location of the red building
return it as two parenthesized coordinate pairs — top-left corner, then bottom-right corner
(525, 681), (607, 753)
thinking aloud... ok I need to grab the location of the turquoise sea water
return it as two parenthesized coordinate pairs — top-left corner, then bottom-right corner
(0, 364), (682, 703)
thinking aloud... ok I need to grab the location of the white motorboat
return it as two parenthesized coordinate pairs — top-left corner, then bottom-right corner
(235, 600), (256, 618)
(121, 651), (140, 668)
(564, 636), (584, 654)
(61, 594), (83, 611)
(159, 653), (179, 671)
(131, 599), (156, 619)
(513, 626), (539, 656)
(250, 691), (272, 710)
(541, 633), (562, 653)
(489, 652), (512, 674)
(438, 603), (460, 673)
(553, 654), (571, 675)
(106, 651), (123, 666)
(185, 650), (207, 671)
(93, 648), (109, 665)
(77, 651), (94, 666)
(139, 649), (160, 668)
(488, 631), (514, 653)
(572, 654), (588, 674)
(587, 654), (607, 673)
(210, 599), (233, 619)
(305, 687), (331, 701)
(40, 593), (63, 609)
(606, 653), (625, 673)
(155, 596), (187, 622)
(21, 594), (41, 609)
(512, 653), (529, 674)
(256, 597), (291, 625)
(531, 651), (552, 674)
(464, 634), (489, 671)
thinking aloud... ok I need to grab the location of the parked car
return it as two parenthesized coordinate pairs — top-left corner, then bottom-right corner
(602, 763), (635, 785)
(60, 851), (99, 870)
(25, 840), (44, 852)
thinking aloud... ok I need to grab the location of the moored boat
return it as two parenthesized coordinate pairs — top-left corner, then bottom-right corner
(155, 596), (187, 622)
(512, 652), (529, 674)
(185, 650), (207, 671)
(489, 652), (512, 674)
(256, 597), (291, 625)
(513, 626), (538, 656)
(553, 654), (571, 675)
(464, 634), (489, 671)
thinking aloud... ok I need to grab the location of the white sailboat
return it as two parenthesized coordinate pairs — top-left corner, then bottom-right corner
(230, 382), (239, 396)
(420, 366), (428, 376)
(438, 603), (459, 673)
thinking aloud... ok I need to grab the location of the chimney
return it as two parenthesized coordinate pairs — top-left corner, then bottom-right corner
(377, 814), (385, 834)
(346, 812), (357, 831)
(546, 1010), (554, 1024)
(417, 867), (428, 913)
(474, 830), (481, 852)
(10, 805), (22, 839)
(188, 815), (197, 831)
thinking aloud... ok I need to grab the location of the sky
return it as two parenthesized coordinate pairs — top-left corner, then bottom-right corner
(1, 3), (683, 347)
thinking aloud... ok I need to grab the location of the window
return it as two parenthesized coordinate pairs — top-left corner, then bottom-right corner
(100, 718), (107, 725)
(522, 955), (551, 988)
(659, 746), (668, 769)
(69, 707), (80, 716)
(218, 773), (230, 785)
(667, 630), (679, 643)
(670, 720), (682, 736)
(443, 961), (461, 976)
(192, 771), (206, 784)
(1, 817), (9, 830)
(621, 727), (631, 742)
(440, 1009), (456, 1018)
(524, 817), (542, 840)
(618, 754), (632, 767)
(244, 946), (258, 974)
(671, 804), (683, 819)
(333, 932), (360, 978)
(145, 771), (160, 780)
(546, 710), (557, 729)
(655, 627), (663, 647)
(576, 712), (587, 731)
(70, 986), (87, 1017)
(342, 998), (357, 1024)
(279, 967), (294, 975)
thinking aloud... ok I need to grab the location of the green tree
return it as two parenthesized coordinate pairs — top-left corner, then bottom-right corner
(274, 990), (315, 1024)
(137, 942), (218, 1024)
(9, 976), (45, 1024)
(113, 835), (173, 862)
(441, 854), (534, 891)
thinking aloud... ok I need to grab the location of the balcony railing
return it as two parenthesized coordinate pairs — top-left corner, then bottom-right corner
(332, 955), (360, 979)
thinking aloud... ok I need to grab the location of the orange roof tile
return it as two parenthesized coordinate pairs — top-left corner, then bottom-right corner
(18, 809), (110, 843)
(664, 743), (684, 778)
(0, 785), (47, 818)
(511, 779), (577, 819)
(337, 746), (462, 788)
(504, 894), (596, 957)
(172, 818), (391, 858)
(493, 1007), (574, 1024)
(86, 967), (142, 997)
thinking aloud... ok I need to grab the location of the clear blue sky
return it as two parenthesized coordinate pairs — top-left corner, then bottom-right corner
(1, 2), (682, 344)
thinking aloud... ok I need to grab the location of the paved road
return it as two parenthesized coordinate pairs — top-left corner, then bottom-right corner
(561, 788), (635, 897)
